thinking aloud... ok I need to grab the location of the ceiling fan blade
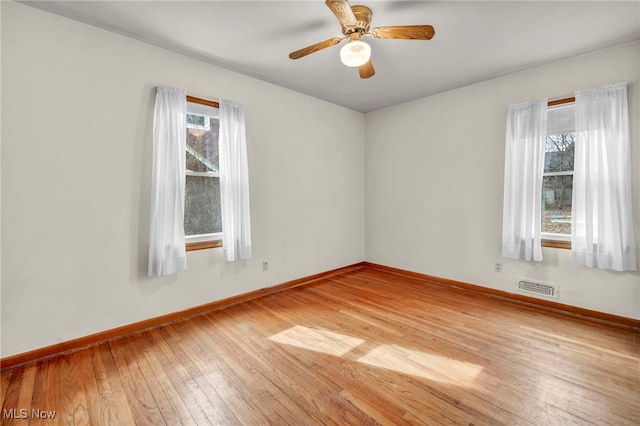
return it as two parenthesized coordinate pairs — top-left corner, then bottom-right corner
(289, 37), (343, 59)
(325, 0), (358, 30)
(358, 59), (375, 79)
(371, 25), (435, 40)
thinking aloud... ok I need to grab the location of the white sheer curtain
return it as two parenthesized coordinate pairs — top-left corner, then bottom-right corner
(572, 82), (637, 271)
(219, 99), (252, 262)
(148, 87), (187, 276)
(502, 99), (548, 261)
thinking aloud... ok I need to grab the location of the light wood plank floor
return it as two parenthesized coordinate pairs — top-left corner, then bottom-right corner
(1, 267), (639, 425)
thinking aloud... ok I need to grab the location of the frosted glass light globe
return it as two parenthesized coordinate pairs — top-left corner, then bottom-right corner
(340, 40), (371, 67)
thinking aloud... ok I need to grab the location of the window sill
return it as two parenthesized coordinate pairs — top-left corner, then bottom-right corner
(186, 240), (222, 252)
(541, 239), (571, 250)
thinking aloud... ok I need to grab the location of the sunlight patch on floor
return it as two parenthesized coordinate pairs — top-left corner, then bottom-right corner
(270, 325), (483, 385)
(358, 344), (483, 385)
(269, 325), (365, 357)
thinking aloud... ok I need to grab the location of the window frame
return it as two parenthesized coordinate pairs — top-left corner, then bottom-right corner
(541, 96), (575, 250)
(185, 95), (223, 252)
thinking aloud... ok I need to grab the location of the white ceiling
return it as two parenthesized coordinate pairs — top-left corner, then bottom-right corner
(21, 1), (640, 112)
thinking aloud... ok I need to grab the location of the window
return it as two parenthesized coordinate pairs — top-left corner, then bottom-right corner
(502, 85), (634, 268)
(185, 96), (222, 251)
(541, 98), (575, 249)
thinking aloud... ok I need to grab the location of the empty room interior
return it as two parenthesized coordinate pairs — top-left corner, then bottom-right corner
(1, 0), (639, 424)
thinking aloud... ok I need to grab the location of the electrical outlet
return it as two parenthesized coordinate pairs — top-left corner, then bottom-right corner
(494, 262), (502, 272)
(262, 260), (269, 271)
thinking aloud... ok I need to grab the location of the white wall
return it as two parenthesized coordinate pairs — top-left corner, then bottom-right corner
(1, 2), (365, 357)
(366, 41), (640, 320)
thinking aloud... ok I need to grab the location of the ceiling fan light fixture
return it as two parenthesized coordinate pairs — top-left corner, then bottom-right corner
(340, 39), (371, 67)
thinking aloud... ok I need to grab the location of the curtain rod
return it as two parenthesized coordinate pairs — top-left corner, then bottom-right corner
(548, 97), (575, 107)
(187, 95), (219, 108)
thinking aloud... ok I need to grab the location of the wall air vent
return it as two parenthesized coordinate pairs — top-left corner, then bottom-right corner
(517, 280), (559, 299)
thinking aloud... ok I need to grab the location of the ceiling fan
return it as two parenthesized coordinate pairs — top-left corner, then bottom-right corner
(289, 0), (435, 79)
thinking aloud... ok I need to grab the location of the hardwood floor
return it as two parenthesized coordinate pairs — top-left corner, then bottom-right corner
(1, 267), (638, 425)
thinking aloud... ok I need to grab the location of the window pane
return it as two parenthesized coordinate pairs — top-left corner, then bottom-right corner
(544, 133), (575, 173)
(184, 176), (222, 235)
(547, 103), (574, 135)
(186, 113), (209, 130)
(542, 175), (573, 235)
(186, 117), (219, 173)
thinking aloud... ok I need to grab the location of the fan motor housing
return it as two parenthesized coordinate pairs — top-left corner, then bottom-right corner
(342, 5), (371, 35)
